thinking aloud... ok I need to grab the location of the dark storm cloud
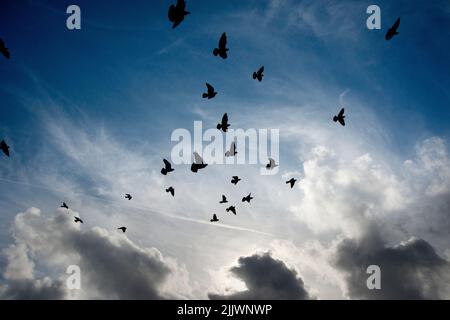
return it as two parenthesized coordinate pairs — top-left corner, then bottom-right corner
(209, 252), (312, 300)
(0, 279), (66, 300)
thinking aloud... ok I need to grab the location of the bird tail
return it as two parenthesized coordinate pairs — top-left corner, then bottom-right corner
(202, 93), (208, 98)
(213, 48), (219, 56)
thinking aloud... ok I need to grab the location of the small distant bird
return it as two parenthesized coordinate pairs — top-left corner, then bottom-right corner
(166, 187), (175, 197)
(161, 159), (174, 175)
(213, 32), (229, 59)
(210, 214), (219, 222)
(60, 202), (69, 209)
(191, 152), (208, 173)
(231, 176), (241, 185)
(202, 83), (217, 99)
(226, 206), (236, 215)
(74, 217), (83, 224)
(118, 227), (127, 233)
(220, 195), (228, 204)
(168, 0), (190, 29)
(217, 113), (230, 132)
(125, 194), (132, 200)
(385, 17), (400, 40)
(225, 141), (237, 157)
(286, 178), (297, 188)
(242, 193), (253, 203)
(0, 39), (10, 59)
(333, 108), (346, 126)
(253, 66), (264, 82)
(1, 140), (10, 157)
(266, 158), (278, 170)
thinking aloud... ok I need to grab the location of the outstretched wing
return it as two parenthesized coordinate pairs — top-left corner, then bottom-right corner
(193, 152), (203, 164)
(258, 66), (264, 74)
(163, 158), (172, 169)
(338, 108), (345, 117)
(222, 113), (228, 125)
(213, 214), (217, 220)
(176, 0), (186, 11)
(230, 142), (236, 153)
(269, 158), (276, 166)
(168, 5), (176, 22)
(392, 17), (400, 30)
(339, 117), (346, 126)
(206, 83), (214, 92)
(219, 32), (227, 49)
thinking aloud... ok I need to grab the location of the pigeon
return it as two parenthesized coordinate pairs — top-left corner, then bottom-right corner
(231, 176), (241, 185)
(210, 213), (219, 222)
(219, 195), (228, 204)
(242, 193), (253, 203)
(161, 159), (174, 175)
(213, 32), (229, 59)
(217, 113), (230, 132)
(191, 152), (208, 173)
(60, 202), (69, 209)
(225, 141), (237, 157)
(253, 66), (264, 82)
(226, 206), (236, 215)
(74, 217), (83, 224)
(202, 83), (217, 99)
(286, 178), (297, 188)
(0, 39), (10, 59)
(118, 227), (127, 233)
(385, 17), (400, 40)
(1, 140), (10, 157)
(266, 158), (278, 170)
(125, 194), (132, 200)
(168, 0), (190, 29)
(333, 108), (345, 126)
(166, 187), (175, 197)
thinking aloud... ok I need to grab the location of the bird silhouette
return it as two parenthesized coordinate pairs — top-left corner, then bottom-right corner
(219, 195), (228, 204)
(385, 17), (400, 40)
(231, 176), (241, 185)
(168, 0), (190, 29)
(210, 213), (219, 222)
(202, 83), (217, 99)
(226, 206), (236, 215)
(213, 32), (229, 59)
(253, 66), (264, 82)
(225, 141), (237, 157)
(74, 217), (83, 224)
(125, 194), (132, 200)
(166, 186), (175, 197)
(217, 113), (230, 132)
(60, 202), (69, 209)
(161, 159), (174, 175)
(0, 140), (10, 157)
(286, 178), (297, 188)
(191, 152), (208, 173)
(242, 193), (253, 203)
(333, 108), (345, 126)
(0, 39), (10, 59)
(118, 227), (127, 233)
(266, 158), (278, 170)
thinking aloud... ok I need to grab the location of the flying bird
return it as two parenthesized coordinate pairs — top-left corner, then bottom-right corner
(231, 176), (241, 185)
(266, 158), (278, 170)
(217, 113), (230, 132)
(219, 195), (228, 204)
(168, 0), (190, 29)
(286, 178), (297, 188)
(191, 152), (208, 173)
(202, 83), (217, 99)
(242, 193), (253, 203)
(118, 227), (127, 233)
(0, 39), (10, 59)
(210, 214), (219, 222)
(226, 206), (236, 215)
(125, 194), (132, 200)
(60, 202), (69, 209)
(225, 141), (237, 157)
(333, 108), (346, 126)
(166, 187), (175, 197)
(74, 217), (83, 224)
(213, 32), (229, 59)
(253, 66), (264, 82)
(161, 159), (174, 175)
(385, 17), (400, 40)
(0, 140), (10, 157)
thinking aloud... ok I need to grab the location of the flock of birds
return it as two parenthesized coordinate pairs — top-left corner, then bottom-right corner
(0, 1), (401, 232)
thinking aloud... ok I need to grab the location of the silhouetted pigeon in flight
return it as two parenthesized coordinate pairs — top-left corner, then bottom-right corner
(226, 206), (236, 215)
(333, 108), (345, 126)
(161, 159), (174, 175)
(385, 17), (400, 40)
(202, 83), (217, 99)
(74, 217), (83, 224)
(253, 66), (264, 82)
(0, 39), (10, 59)
(125, 194), (132, 200)
(166, 187), (175, 197)
(266, 158), (278, 170)
(286, 178), (297, 188)
(231, 176), (241, 185)
(118, 227), (127, 233)
(191, 152), (208, 173)
(210, 213), (219, 222)
(217, 113), (230, 132)
(225, 141), (237, 157)
(220, 195), (228, 204)
(0, 140), (10, 157)
(168, 0), (190, 29)
(242, 193), (253, 203)
(213, 32), (229, 59)
(60, 202), (69, 209)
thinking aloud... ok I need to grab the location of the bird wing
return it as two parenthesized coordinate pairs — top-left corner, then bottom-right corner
(339, 117), (346, 126)
(177, 0), (186, 10)
(393, 17), (400, 30)
(258, 66), (264, 74)
(213, 214), (217, 219)
(163, 159), (172, 169)
(206, 83), (214, 92)
(222, 113), (228, 125)
(193, 152), (203, 164)
(219, 32), (227, 49)
(269, 158), (275, 166)
(338, 108), (345, 117)
(168, 5), (176, 22)
(230, 142), (236, 153)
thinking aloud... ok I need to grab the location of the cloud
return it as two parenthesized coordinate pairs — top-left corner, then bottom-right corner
(208, 252), (312, 300)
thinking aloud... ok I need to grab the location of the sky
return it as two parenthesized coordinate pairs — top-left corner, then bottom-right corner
(0, 0), (450, 299)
